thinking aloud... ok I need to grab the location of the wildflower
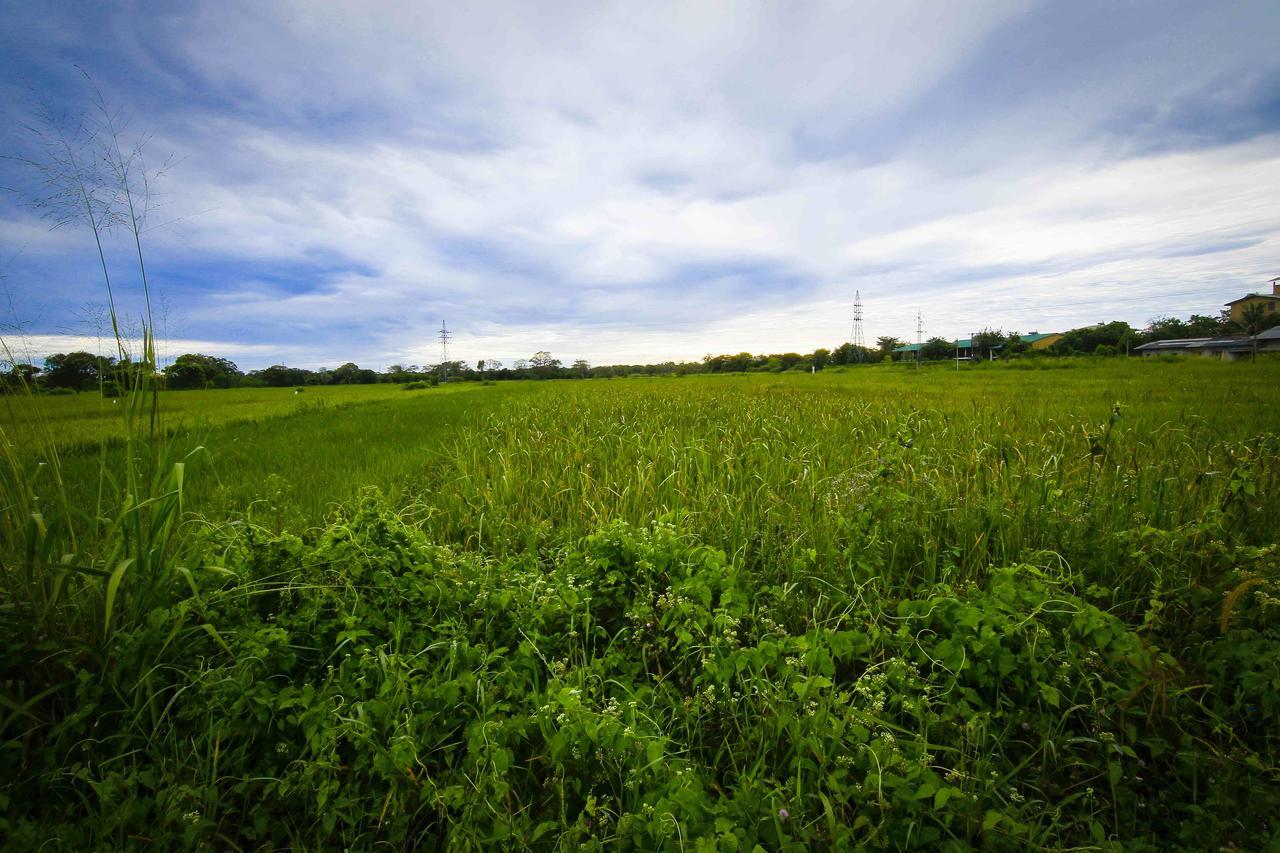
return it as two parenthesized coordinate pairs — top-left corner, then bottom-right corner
(1021, 721), (1031, 732)
(778, 808), (790, 820)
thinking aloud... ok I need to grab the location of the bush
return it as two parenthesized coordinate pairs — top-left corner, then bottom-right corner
(5, 496), (1276, 849)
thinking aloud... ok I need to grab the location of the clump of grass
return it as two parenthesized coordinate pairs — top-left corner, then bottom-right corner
(0, 80), (220, 809)
(4, 497), (1277, 848)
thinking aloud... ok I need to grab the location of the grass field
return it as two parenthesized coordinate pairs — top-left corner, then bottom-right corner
(3, 358), (1279, 848)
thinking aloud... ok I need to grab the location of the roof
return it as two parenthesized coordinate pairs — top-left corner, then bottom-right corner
(1224, 293), (1280, 305)
(893, 332), (1057, 353)
(1134, 336), (1253, 352)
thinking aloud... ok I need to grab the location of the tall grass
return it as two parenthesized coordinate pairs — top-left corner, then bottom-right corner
(2, 359), (1278, 847)
(1, 84), (210, 753)
(399, 364), (1280, 603)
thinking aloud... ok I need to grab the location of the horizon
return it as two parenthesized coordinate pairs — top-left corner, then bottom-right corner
(2, 2), (1279, 371)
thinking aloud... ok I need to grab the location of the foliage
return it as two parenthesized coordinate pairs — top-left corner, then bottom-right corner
(163, 352), (242, 390)
(876, 336), (905, 358)
(921, 336), (954, 361)
(3, 362), (1280, 848)
(42, 350), (112, 390)
(970, 328), (1007, 360)
(1051, 321), (1138, 355)
(3, 497), (1277, 848)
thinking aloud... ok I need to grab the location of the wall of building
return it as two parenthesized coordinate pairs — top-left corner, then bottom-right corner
(1228, 295), (1280, 324)
(1029, 334), (1063, 350)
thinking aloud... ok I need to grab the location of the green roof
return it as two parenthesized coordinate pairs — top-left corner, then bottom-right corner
(893, 333), (1056, 353)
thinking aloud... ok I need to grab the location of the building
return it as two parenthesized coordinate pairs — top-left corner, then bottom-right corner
(1133, 336), (1253, 360)
(1224, 277), (1280, 324)
(894, 332), (1062, 361)
(1021, 332), (1064, 350)
(1134, 327), (1280, 360)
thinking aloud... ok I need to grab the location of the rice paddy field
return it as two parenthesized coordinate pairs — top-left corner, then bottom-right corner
(2, 358), (1279, 849)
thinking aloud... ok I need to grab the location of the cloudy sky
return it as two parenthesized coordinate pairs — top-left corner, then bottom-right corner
(1, 1), (1278, 370)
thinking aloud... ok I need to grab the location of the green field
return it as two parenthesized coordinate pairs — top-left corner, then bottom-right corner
(3, 359), (1279, 848)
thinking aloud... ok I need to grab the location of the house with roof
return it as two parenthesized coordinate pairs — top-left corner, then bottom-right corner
(1133, 278), (1280, 360)
(894, 332), (1063, 361)
(1224, 277), (1280, 324)
(1134, 326), (1280, 360)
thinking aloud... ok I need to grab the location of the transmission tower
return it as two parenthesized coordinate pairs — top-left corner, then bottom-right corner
(438, 320), (451, 381)
(851, 290), (865, 362)
(915, 310), (923, 370)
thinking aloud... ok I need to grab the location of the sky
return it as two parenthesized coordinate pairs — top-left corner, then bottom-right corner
(1, 0), (1278, 370)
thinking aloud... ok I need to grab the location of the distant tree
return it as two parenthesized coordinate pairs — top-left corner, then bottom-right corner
(970, 328), (1008, 360)
(43, 351), (108, 391)
(1052, 321), (1136, 355)
(777, 352), (805, 371)
(811, 348), (831, 370)
(164, 359), (205, 390)
(529, 351), (562, 378)
(250, 364), (314, 387)
(1187, 314), (1228, 337)
(1234, 303), (1278, 362)
(876, 336), (905, 359)
(572, 359), (590, 377)
(1144, 316), (1191, 343)
(1004, 334), (1032, 357)
(333, 362), (378, 384)
(920, 337), (954, 361)
(513, 359), (529, 371)
(384, 364), (415, 384)
(164, 353), (241, 390)
(1, 362), (39, 393)
(831, 342), (874, 365)
(439, 360), (469, 378)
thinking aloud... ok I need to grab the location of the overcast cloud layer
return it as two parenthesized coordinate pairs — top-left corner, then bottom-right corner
(1, 0), (1278, 369)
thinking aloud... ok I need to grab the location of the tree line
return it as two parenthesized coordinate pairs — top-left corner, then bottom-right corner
(6, 308), (1277, 393)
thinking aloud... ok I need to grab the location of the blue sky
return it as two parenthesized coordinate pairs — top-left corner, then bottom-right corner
(1, 0), (1278, 370)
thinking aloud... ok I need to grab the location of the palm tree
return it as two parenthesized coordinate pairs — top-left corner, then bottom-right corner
(1234, 303), (1270, 363)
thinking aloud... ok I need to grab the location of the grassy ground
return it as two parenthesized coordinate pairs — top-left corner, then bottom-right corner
(0, 381), (478, 452)
(2, 358), (1279, 848)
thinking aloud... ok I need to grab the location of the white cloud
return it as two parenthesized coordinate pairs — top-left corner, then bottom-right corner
(2, 1), (1279, 368)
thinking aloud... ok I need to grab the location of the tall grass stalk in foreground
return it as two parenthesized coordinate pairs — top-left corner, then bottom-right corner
(1, 79), (201, 682)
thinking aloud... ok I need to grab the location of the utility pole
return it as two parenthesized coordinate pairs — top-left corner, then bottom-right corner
(915, 310), (923, 371)
(851, 290), (865, 363)
(438, 320), (451, 381)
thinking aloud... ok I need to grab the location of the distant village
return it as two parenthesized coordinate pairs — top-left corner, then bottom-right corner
(892, 277), (1280, 363)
